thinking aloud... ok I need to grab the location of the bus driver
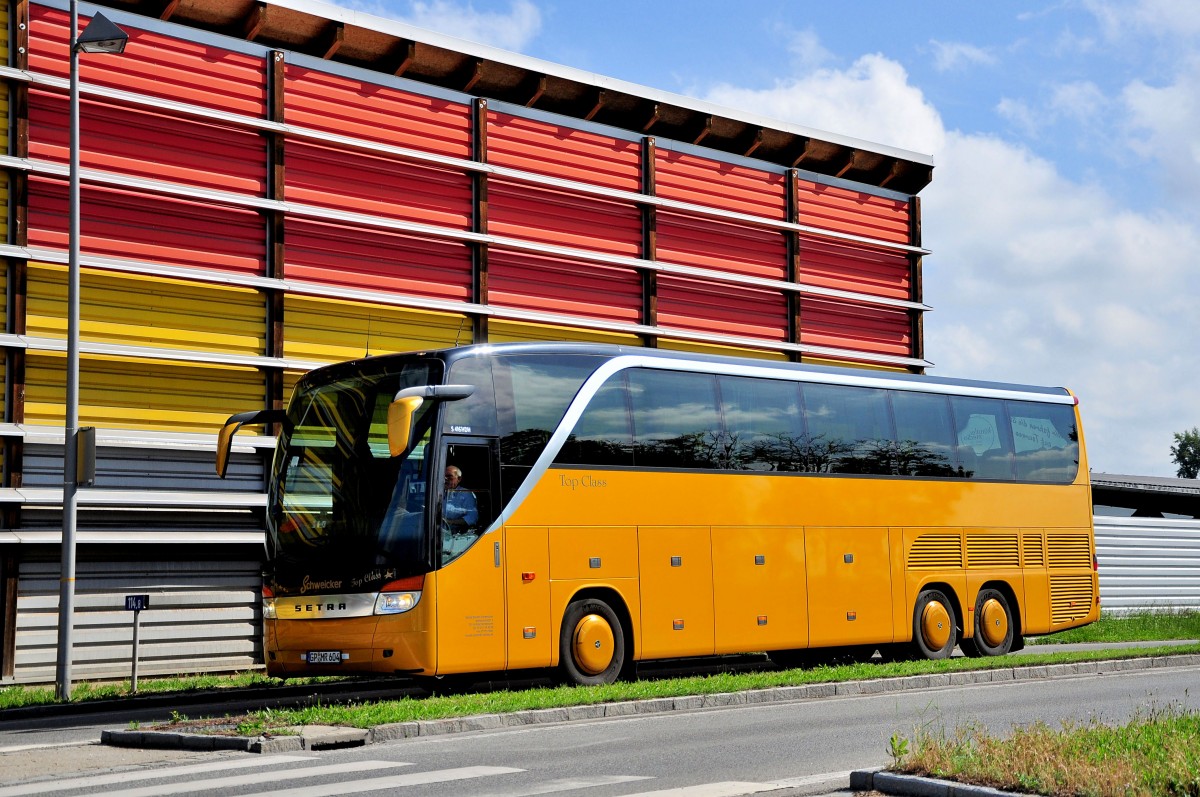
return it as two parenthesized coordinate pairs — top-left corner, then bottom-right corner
(441, 465), (479, 561)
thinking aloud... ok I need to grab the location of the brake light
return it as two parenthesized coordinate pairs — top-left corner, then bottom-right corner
(1093, 552), (1099, 572)
(381, 575), (424, 592)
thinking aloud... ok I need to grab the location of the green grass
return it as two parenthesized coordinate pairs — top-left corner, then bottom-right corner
(1028, 610), (1200, 645)
(131, 643), (1200, 736)
(0, 671), (333, 711)
(892, 705), (1200, 797)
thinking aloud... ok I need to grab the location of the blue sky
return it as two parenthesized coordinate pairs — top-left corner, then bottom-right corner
(333, 0), (1200, 477)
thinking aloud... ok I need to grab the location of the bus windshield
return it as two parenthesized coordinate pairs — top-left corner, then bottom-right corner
(268, 359), (443, 588)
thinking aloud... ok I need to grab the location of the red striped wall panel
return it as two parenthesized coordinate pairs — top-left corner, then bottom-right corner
(796, 179), (910, 244)
(489, 180), (641, 258)
(286, 140), (472, 229)
(486, 249), (641, 323)
(655, 149), (786, 219)
(28, 89), (268, 196)
(800, 297), (911, 357)
(285, 66), (471, 159)
(285, 218), (472, 300)
(27, 178), (266, 276)
(29, 7), (267, 117)
(656, 211), (788, 281)
(657, 275), (787, 340)
(486, 111), (642, 192)
(799, 234), (911, 301)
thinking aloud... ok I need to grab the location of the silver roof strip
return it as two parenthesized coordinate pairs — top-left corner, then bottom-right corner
(0, 530), (266, 545)
(0, 333), (323, 371)
(10, 423), (276, 449)
(0, 488), (268, 507)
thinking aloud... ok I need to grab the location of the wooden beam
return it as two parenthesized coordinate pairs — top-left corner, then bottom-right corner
(743, 128), (765, 158)
(524, 75), (547, 107)
(789, 138), (812, 167)
(242, 1), (267, 42)
(584, 90), (607, 121)
(461, 59), (484, 93)
(642, 104), (660, 133)
(392, 40), (416, 77)
(156, 0), (182, 21)
(692, 115), (713, 146)
(319, 22), (345, 60)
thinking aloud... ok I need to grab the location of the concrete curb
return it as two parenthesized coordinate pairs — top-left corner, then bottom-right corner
(852, 767), (1033, 797)
(99, 652), (1200, 753)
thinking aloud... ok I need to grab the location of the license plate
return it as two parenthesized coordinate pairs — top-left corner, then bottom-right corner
(306, 650), (343, 664)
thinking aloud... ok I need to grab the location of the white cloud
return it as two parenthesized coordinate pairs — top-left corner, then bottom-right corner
(929, 40), (998, 72)
(705, 54), (944, 156)
(336, 0), (542, 51)
(1121, 56), (1200, 200)
(702, 45), (1200, 477)
(784, 27), (835, 72)
(1050, 80), (1107, 123)
(1084, 0), (1200, 40)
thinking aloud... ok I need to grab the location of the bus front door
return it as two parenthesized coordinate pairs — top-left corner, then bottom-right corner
(432, 440), (506, 674)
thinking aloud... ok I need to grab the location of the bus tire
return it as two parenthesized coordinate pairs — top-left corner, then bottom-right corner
(963, 588), (1014, 657)
(910, 589), (957, 660)
(560, 598), (628, 686)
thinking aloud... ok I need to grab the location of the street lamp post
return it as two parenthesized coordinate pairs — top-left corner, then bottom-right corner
(55, 2), (128, 702)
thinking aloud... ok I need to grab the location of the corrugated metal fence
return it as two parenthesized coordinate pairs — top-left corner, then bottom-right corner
(1095, 516), (1200, 613)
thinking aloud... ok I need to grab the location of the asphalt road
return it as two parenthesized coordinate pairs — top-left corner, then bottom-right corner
(1, 648), (1197, 796)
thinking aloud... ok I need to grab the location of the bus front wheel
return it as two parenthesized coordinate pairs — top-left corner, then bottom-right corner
(560, 598), (628, 686)
(910, 589), (957, 660)
(960, 589), (1014, 657)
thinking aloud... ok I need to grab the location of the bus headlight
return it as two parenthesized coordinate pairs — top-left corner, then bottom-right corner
(375, 591), (420, 615)
(262, 586), (276, 619)
(374, 575), (424, 615)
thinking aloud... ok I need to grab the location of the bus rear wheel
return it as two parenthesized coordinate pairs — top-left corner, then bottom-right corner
(560, 598), (628, 686)
(910, 589), (957, 660)
(961, 589), (1014, 657)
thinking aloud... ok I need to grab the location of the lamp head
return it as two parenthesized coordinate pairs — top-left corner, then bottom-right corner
(75, 12), (128, 54)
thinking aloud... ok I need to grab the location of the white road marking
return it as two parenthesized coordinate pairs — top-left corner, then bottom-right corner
(619, 783), (778, 797)
(469, 774), (654, 796)
(80, 759), (409, 797)
(249, 765), (526, 797)
(0, 740), (99, 754)
(0, 755), (313, 797)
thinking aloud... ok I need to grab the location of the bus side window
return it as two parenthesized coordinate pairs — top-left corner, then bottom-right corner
(1009, 401), (1079, 483)
(951, 396), (1015, 480)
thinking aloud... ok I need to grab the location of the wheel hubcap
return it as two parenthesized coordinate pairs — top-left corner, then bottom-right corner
(980, 598), (1009, 647)
(573, 614), (614, 675)
(921, 601), (952, 651)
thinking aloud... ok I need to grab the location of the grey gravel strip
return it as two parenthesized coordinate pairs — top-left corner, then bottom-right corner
(99, 652), (1200, 753)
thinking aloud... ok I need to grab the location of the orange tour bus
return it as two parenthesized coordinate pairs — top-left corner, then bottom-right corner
(216, 342), (1098, 685)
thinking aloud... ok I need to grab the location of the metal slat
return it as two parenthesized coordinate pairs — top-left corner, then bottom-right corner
(657, 274), (788, 341)
(487, 249), (642, 324)
(489, 179), (642, 258)
(796, 178), (911, 244)
(283, 295), (470, 362)
(799, 296), (912, 358)
(12, 556), (263, 683)
(657, 211), (788, 282)
(1094, 517), (1200, 612)
(487, 109), (641, 192)
(655, 148), (787, 219)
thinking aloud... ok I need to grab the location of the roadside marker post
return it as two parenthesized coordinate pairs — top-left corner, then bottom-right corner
(124, 594), (150, 692)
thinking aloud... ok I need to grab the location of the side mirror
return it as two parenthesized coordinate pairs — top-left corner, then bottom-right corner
(216, 409), (286, 478)
(387, 396), (425, 457)
(387, 384), (477, 458)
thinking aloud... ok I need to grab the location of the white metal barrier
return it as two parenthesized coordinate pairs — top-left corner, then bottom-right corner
(1094, 516), (1200, 613)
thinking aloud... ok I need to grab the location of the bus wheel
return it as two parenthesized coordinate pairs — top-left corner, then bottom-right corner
(911, 589), (957, 660)
(560, 598), (628, 686)
(963, 589), (1014, 657)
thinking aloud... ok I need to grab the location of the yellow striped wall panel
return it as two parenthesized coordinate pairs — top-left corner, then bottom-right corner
(24, 352), (266, 434)
(487, 320), (640, 347)
(284, 296), (469, 364)
(25, 263), (267, 357)
(0, 2), (9, 68)
(657, 338), (788, 361)
(803, 355), (906, 373)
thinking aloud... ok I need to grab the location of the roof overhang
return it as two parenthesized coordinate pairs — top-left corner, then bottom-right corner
(97, 0), (934, 194)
